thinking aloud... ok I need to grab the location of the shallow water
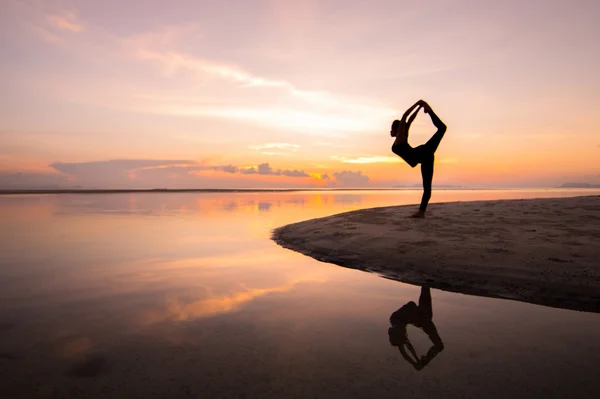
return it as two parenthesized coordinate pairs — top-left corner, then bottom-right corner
(1, 189), (599, 398)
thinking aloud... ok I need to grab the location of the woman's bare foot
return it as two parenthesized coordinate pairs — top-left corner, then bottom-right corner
(410, 210), (425, 218)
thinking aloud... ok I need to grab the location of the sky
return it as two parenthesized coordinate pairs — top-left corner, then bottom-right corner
(1, 0), (599, 189)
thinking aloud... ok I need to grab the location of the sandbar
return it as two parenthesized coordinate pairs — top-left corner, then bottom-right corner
(273, 196), (600, 313)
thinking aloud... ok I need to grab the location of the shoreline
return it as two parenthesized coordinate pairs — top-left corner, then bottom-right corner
(2, 187), (600, 195)
(272, 195), (600, 313)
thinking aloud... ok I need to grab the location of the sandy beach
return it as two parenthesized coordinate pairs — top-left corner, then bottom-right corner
(273, 195), (600, 313)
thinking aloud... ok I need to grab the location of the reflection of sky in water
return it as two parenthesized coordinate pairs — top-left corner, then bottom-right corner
(1, 190), (599, 398)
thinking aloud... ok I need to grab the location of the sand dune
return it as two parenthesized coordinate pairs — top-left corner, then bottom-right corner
(273, 196), (600, 313)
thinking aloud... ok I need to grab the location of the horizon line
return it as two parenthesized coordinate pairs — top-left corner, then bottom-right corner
(2, 186), (599, 195)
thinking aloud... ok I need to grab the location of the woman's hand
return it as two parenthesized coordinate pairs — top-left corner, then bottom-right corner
(418, 100), (431, 114)
(402, 100), (423, 120)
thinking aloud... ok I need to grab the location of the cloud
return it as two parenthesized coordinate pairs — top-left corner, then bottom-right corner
(51, 159), (195, 176)
(0, 172), (71, 189)
(240, 167), (257, 175)
(49, 160), (198, 188)
(238, 162), (308, 177)
(332, 155), (400, 164)
(173, 107), (382, 134)
(29, 25), (64, 44)
(2, 159), (366, 189)
(130, 42), (291, 89)
(46, 11), (84, 33)
(257, 163), (274, 175)
(213, 165), (238, 174)
(248, 143), (299, 151)
(46, 159), (312, 187)
(332, 170), (370, 187)
(313, 142), (334, 146)
(122, 29), (397, 133)
(249, 143), (300, 156)
(282, 169), (309, 177)
(17, 14), (396, 135)
(332, 154), (458, 165)
(437, 158), (459, 164)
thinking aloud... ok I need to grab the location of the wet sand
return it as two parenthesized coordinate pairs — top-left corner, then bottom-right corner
(273, 196), (600, 313)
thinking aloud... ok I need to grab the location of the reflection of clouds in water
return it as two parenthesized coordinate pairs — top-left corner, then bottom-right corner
(140, 281), (304, 325)
(333, 194), (363, 204)
(57, 195), (281, 215)
(221, 201), (238, 212)
(129, 255), (331, 325)
(285, 198), (305, 205)
(0, 195), (57, 222)
(46, 192), (374, 217)
(258, 201), (272, 211)
(222, 199), (276, 212)
(0, 192), (385, 274)
(12, 190), (600, 223)
(10, 253), (331, 367)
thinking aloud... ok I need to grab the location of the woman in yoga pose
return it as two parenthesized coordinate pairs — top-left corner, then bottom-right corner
(390, 100), (447, 218)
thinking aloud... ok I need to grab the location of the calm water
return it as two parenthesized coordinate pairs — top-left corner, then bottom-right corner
(1, 189), (599, 398)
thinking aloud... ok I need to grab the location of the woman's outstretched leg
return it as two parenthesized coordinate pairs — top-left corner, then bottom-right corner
(422, 105), (447, 155)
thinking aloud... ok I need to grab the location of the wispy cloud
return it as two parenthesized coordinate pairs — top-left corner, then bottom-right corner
(139, 271), (328, 324)
(248, 143), (299, 151)
(313, 142), (334, 146)
(212, 165), (238, 174)
(2, 158), (373, 188)
(0, 172), (70, 189)
(330, 170), (370, 187)
(51, 159), (195, 175)
(332, 155), (401, 164)
(184, 107), (373, 133)
(18, 15), (396, 135)
(49, 160), (312, 182)
(437, 158), (459, 164)
(134, 47), (289, 89)
(46, 11), (84, 33)
(28, 25), (64, 44)
(122, 28), (396, 133)
(331, 155), (457, 165)
(238, 163), (308, 177)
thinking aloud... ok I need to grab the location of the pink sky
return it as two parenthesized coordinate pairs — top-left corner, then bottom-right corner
(1, 0), (599, 189)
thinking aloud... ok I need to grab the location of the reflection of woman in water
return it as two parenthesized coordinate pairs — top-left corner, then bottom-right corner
(390, 100), (447, 218)
(388, 286), (444, 370)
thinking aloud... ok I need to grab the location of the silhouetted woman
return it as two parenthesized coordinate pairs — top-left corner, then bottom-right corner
(388, 286), (444, 370)
(391, 100), (447, 218)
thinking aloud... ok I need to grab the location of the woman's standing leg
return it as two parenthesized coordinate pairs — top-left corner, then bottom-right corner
(418, 155), (434, 214)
